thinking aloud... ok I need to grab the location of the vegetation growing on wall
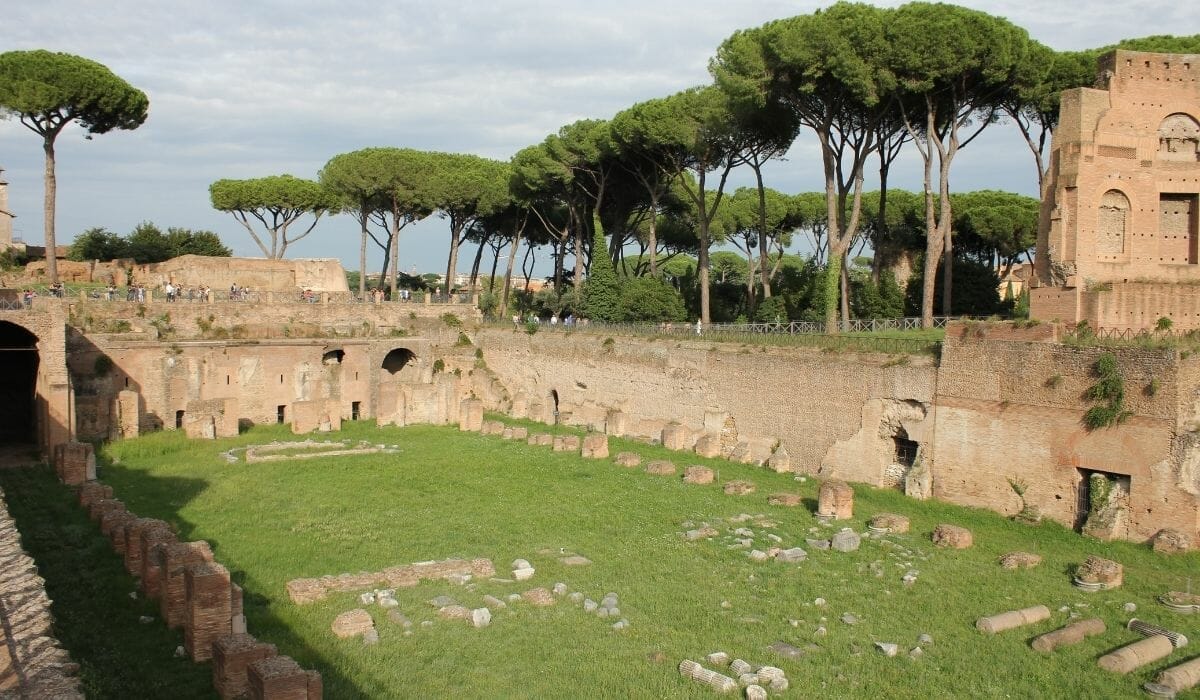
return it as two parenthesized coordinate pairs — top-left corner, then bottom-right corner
(1082, 352), (1130, 430)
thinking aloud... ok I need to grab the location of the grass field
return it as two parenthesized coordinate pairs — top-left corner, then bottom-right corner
(5, 420), (1200, 699)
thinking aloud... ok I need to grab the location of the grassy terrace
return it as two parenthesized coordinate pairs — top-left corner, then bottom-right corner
(3, 421), (1199, 698)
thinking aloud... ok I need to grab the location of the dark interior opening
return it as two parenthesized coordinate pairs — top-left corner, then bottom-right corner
(893, 430), (919, 467)
(323, 348), (345, 364)
(382, 348), (416, 374)
(175, 410), (185, 429)
(351, 401), (361, 420)
(277, 405), (286, 424)
(0, 321), (39, 444)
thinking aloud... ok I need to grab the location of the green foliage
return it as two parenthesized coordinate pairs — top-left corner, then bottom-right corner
(904, 258), (1008, 317)
(69, 222), (230, 263)
(753, 296), (787, 323)
(524, 320), (539, 335)
(1082, 353), (1130, 430)
(431, 358), (445, 374)
(582, 226), (622, 322)
(617, 276), (687, 323)
(148, 312), (173, 338)
(454, 332), (473, 347)
(209, 175), (337, 259)
(1156, 316), (1174, 332)
(1088, 473), (1112, 518)
(0, 247), (25, 271)
(1045, 374), (1063, 389)
(601, 337), (616, 352)
(440, 313), (463, 328)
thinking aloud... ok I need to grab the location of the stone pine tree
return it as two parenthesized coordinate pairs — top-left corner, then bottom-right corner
(583, 222), (621, 322)
(0, 50), (148, 283)
(209, 175), (337, 259)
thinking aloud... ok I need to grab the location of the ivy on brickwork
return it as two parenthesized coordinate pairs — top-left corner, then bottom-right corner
(1082, 352), (1131, 431)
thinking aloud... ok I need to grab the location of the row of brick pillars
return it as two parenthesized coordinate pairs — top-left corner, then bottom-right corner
(70, 443), (321, 699)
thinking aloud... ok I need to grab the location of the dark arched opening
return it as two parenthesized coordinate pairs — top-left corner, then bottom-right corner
(322, 348), (345, 365)
(381, 348), (416, 375)
(0, 321), (39, 444)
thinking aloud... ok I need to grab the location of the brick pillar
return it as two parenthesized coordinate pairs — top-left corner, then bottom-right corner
(59, 442), (96, 485)
(88, 498), (124, 524)
(160, 541), (214, 628)
(104, 511), (137, 555)
(123, 518), (168, 576)
(185, 562), (232, 662)
(78, 481), (113, 508)
(139, 525), (178, 597)
(213, 634), (277, 700)
(248, 655), (322, 699)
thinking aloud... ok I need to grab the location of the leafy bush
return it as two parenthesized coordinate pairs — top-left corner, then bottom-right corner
(617, 276), (687, 323)
(441, 313), (462, 328)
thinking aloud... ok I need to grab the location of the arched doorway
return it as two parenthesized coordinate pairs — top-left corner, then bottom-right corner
(381, 348), (416, 375)
(0, 321), (39, 444)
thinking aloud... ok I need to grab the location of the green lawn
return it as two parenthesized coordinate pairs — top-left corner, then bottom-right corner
(7, 421), (1200, 698)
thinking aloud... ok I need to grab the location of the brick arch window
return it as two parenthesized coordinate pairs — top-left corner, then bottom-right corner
(1158, 113), (1200, 161)
(1097, 190), (1130, 255)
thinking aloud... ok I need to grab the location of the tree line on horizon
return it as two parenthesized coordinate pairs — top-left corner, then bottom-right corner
(1, 4), (1196, 328)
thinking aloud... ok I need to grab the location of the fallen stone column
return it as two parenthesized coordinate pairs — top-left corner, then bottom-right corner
(213, 633), (277, 700)
(1129, 619), (1190, 648)
(247, 655), (322, 699)
(1031, 618), (1106, 652)
(1098, 635), (1174, 674)
(975, 605), (1050, 634)
(160, 541), (215, 628)
(185, 562), (233, 662)
(1153, 655), (1200, 694)
(678, 659), (736, 694)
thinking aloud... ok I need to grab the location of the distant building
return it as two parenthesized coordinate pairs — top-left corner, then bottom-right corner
(0, 167), (15, 251)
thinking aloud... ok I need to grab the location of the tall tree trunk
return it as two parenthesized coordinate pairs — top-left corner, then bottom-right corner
(648, 189), (660, 277)
(42, 136), (59, 284)
(754, 164), (772, 299)
(553, 235), (565, 290)
(469, 236), (486, 290)
(388, 212), (400, 298)
(358, 212), (368, 298)
(938, 135), (956, 317)
(499, 225), (524, 318)
(919, 106), (942, 329)
(573, 211), (584, 289)
(444, 221), (462, 297)
(488, 240), (502, 292)
(840, 252), (851, 325)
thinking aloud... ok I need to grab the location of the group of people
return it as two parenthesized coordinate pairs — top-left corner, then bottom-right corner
(513, 313), (588, 327)
(162, 282), (213, 302)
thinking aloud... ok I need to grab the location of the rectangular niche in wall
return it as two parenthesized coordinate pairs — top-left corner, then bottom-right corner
(1160, 193), (1199, 264)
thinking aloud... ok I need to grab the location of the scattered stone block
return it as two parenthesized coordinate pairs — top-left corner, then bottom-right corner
(471, 607), (492, 628)
(501, 428), (514, 440)
(559, 555), (591, 566)
(683, 466), (714, 484)
(876, 642), (899, 657)
(706, 651), (730, 666)
(746, 684), (767, 700)
(531, 433), (554, 446)
(724, 480), (755, 496)
(830, 529), (861, 552)
(767, 493), (802, 507)
(581, 433), (609, 458)
(748, 550), (770, 562)
(645, 460), (676, 476)
(614, 452), (641, 468)
(685, 527), (718, 541)
(730, 659), (752, 676)
(869, 513), (910, 533)
(439, 605), (470, 620)
(975, 605), (1051, 634)
(482, 595), (507, 610)
(332, 609), (375, 639)
(768, 641), (804, 660)
(806, 538), (831, 550)
(999, 552), (1042, 570)
(931, 524), (973, 549)
(694, 434), (722, 458)
(522, 588), (555, 606)
(481, 420), (506, 436)
(513, 565), (535, 581)
(458, 399), (484, 431)
(1031, 618), (1106, 652)
(511, 426), (528, 440)
(552, 435), (580, 452)
(776, 547), (807, 563)
(817, 480), (854, 520)
(1075, 555), (1124, 589)
(766, 446), (791, 473)
(1098, 635), (1174, 674)
(1152, 529), (1193, 555)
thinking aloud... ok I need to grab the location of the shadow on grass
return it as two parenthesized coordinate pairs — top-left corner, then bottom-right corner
(0, 464), (368, 699)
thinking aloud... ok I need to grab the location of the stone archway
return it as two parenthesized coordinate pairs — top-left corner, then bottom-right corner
(381, 348), (416, 376)
(0, 321), (39, 444)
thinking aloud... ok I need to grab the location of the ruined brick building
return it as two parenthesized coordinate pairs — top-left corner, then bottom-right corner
(0, 51), (1197, 551)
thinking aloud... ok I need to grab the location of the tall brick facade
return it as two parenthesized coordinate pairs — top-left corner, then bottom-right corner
(1032, 50), (1200, 329)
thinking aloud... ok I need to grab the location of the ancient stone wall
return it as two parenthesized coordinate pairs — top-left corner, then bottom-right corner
(932, 326), (1197, 540)
(135, 255), (350, 293)
(473, 329), (938, 480)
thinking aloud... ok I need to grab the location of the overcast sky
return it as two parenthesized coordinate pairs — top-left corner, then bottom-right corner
(1, 0), (1193, 276)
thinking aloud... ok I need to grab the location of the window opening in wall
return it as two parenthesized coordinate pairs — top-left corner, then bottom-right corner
(124, 377), (129, 388)
(382, 348), (416, 374)
(893, 432), (919, 468)
(322, 349), (345, 364)
(351, 401), (361, 421)
(280, 374), (284, 384)
(1075, 468), (1131, 534)
(175, 410), (184, 429)
(1160, 193), (1199, 264)
(226, 375), (230, 385)
(277, 405), (286, 424)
